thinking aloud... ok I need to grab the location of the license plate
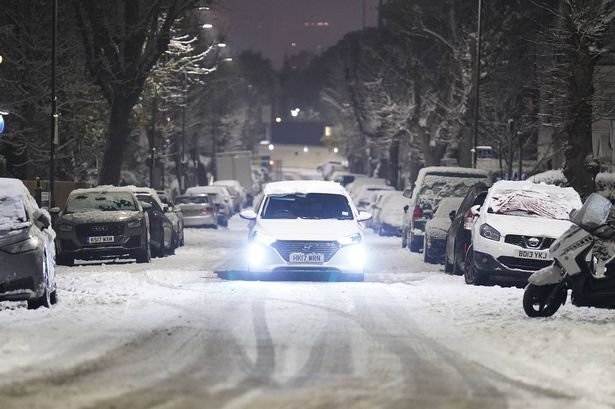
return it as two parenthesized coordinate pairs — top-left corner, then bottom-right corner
(517, 249), (548, 260)
(88, 236), (114, 244)
(289, 252), (325, 263)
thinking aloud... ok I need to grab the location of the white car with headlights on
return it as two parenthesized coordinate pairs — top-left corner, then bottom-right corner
(465, 180), (582, 286)
(240, 181), (371, 281)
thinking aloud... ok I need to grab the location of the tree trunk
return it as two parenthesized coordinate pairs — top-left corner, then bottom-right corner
(98, 95), (132, 185)
(561, 18), (599, 198)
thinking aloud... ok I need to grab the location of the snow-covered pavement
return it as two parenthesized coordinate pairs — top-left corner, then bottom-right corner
(1, 217), (615, 408)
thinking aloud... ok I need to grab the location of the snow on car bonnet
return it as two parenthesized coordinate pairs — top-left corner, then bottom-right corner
(489, 183), (581, 220)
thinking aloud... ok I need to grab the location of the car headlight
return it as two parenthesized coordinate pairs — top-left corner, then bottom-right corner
(5, 236), (39, 254)
(479, 223), (501, 241)
(59, 223), (73, 232)
(348, 244), (366, 269)
(338, 233), (361, 246)
(127, 219), (143, 229)
(249, 243), (266, 266)
(252, 231), (276, 245)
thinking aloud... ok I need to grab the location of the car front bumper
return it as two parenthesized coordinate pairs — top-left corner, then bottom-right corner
(56, 228), (146, 260)
(247, 241), (365, 275)
(472, 250), (553, 282)
(0, 248), (46, 301)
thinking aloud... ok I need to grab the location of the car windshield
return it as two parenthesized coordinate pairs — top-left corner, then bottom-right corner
(176, 196), (209, 204)
(488, 191), (573, 220)
(261, 193), (353, 220)
(418, 175), (487, 211)
(65, 192), (137, 213)
(0, 195), (28, 229)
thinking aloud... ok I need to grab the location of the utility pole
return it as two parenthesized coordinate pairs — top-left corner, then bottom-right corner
(180, 74), (187, 192)
(49, 0), (58, 208)
(518, 131), (523, 180)
(472, 0), (483, 169)
(150, 89), (157, 188)
(508, 119), (514, 180)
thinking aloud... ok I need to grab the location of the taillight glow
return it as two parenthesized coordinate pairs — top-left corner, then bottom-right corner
(413, 205), (423, 220)
(201, 207), (214, 214)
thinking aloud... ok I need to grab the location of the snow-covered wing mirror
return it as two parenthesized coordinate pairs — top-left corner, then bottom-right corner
(470, 204), (481, 216)
(402, 188), (413, 198)
(572, 193), (612, 231)
(357, 211), (372, 222)
(140, 201), (152, 210)
(449, 210), (456, 222)
(49, 207), (61, 214)
(33, 208), (51, 229)
(240, 209), (257, 220)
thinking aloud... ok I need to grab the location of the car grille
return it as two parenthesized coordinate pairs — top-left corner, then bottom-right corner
(497, 256), (552, 271)
(504, 235), (554, 250)
(271, 240), (340, 262)
(76, 223), (125, 238)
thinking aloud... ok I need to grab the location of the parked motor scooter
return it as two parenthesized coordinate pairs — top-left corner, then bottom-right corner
(523, 193), (615, 317)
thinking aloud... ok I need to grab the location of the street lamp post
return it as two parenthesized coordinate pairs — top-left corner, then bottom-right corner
(180, 74), (187, 192)
(49, 0), (58, 208)
(472, 0), (483, 169)
(150, 88), (158, 188)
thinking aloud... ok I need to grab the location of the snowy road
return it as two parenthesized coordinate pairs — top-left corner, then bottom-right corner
(1, 218), (615, 408)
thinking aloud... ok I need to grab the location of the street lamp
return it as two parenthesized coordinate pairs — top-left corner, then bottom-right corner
(217, 42), (227, 48)
(290, 108), (300, 117)
(268, 144), (275, 151)
(202, 23), (213, 29)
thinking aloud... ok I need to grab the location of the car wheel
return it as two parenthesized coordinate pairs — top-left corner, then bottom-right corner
(409, 233), (422, 253)
(180, 229), (185, 246)
(464, 248), (488, 286)
(56, 253), (74, 267)
(401, 229), (408, 248)
(444, 252), (454, 273)
(423, 237), (434, 263)
(50, 290), (58, 305)
(27, 286), (51, 310)
(136, 243), (151, 264)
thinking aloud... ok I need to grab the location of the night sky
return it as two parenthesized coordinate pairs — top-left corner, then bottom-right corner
(214, 0), (381, 68)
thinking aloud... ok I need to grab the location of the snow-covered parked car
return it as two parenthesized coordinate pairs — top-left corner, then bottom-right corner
(0, 178), (58, 309)
(213, 180), (246, 212)
(239, 181), (372, 281)
(402, 167), (490, 252)
(347, 177), (389, 202)
(185, 185), (234, 219)
(372, 191), (408, 236)
(423, 197), (463, 264)
(175, 195), (219, 229)
(129, 187), (177, 256)
(464, 180), (582, 286)
(52, 186), (151, 265)
(354, 184), (395, 212)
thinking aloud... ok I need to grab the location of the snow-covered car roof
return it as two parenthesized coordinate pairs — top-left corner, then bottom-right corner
(417, 166), (490, 178)
(263, 180), (348, 196)
(186, 186), (231, 197)
(70, 185), (138, 195)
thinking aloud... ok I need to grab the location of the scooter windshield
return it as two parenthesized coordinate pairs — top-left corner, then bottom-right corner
(571, 193), (612, 231)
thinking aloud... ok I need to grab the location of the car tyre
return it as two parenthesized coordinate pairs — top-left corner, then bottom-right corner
(56, 253), (74, 267)
(444, 253), (454, 273)
(464, 247), (488, 285)
(401, 229), (408, 248)
(219, 217), (229, 228)
(423, 236), (436, 264)
(409, 233), (422, 253)
(136, 244), (151, 264)
(27, 287), (51, 310)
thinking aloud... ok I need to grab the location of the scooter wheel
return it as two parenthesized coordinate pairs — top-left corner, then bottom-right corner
(523, 283), (566, 318)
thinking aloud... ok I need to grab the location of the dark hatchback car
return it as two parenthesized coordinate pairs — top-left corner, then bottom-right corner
(444, 183), (489, 275)
(130, 187), (175, 256)
(52, 187), (150, 266)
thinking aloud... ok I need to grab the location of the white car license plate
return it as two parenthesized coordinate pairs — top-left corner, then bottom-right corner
(517, 249), (548, 260)
(88, 236), (114, 244)
(289, 252), (325, 263)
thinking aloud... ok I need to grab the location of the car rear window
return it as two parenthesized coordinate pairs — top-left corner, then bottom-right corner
(176, 196), (210, 204)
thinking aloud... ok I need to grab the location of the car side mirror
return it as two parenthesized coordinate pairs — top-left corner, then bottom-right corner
(470, 204), (481, 217)
(449, 210), (456, 222)
(49, 207), (61, 215)
(240, 209), (257, 220)
(162, 204), (169, 212)
(357, 211), (372, 222)
(140, 202), (152, 210)
(402, 188), (413, 198)
(34, 209), (51, 230)
(403, 205), (409, 213)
